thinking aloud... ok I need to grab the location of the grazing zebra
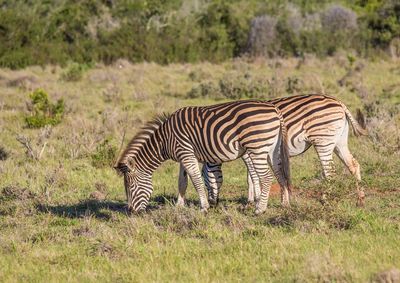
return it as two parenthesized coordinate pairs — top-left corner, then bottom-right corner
(201, 94), (367, 206)
(114, 100), (291, 214)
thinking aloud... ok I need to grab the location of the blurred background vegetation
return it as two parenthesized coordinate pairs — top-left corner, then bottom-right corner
(0, 0), (399, 69)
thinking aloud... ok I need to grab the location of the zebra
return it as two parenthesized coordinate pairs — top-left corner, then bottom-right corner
(114, 100), (291, 214)
(198, 94), (367, 206)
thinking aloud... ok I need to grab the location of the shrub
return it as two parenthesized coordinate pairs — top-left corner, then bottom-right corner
(247, 15), (278, 57)
(320, 5), (358, 32)
(25, 89), (65, 128)
(187, 72), (270, 100)
(0, 1), (399, 67)
(219, 72), (269, 99)
(187, 81), (222, 100)
(16, 126), (52, 160)
(318, 5), (359, 55)
(60, 63), (88, 82)
(91, 138), (117, 168)
(365, 103), (400, 153)
(363, 0), (400, 48)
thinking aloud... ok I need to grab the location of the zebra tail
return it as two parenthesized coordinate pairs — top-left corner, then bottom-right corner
(341, 103), (368, 137)
(279, 112), (291, 188)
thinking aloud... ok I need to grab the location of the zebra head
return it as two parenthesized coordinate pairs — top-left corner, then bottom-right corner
(115, 162), (153, 213)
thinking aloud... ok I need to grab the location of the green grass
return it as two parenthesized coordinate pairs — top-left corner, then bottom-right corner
(0, 57), (399, 282)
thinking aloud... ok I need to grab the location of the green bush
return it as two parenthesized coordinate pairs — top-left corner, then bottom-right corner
(60, 63), (89, 82)
(365, 1), (400, 47)
(0, 1), (400, 68)
(91, 139), (117, 168)
(25, 89), (65, 128)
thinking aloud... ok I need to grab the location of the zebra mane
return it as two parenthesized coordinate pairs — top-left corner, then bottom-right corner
(114, 113), (170, 173)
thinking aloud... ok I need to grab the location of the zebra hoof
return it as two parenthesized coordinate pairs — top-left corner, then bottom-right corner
(200, 207), (208, 214)
(356, 190), (365, 207)
(356, 197), (365, 207)
(246, 201), (256, 207)
(254, 208), (266, 215)
(176, 198), (185, 207)
(208, 198), (218, 206)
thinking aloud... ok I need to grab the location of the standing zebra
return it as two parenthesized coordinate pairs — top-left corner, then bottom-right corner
(199, 94), (367, 206)
(114, 100), (291, 214)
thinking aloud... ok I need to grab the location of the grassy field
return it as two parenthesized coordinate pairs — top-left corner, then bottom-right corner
(0, 56), (399, 282)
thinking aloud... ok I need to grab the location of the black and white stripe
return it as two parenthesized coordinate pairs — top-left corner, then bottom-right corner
(115, 100), (291, 213)
(202, 94), (367, 205)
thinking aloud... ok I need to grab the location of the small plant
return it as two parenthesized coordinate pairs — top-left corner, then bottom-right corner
(60, 63), (87, 82)
(347, 54), (356, 67)
(91, 138), (117, 168)
(16, 126), (52, 160)
(187, 73), (270, 100)
(25, 89), (65, 128)
(187, 81), (223, 100)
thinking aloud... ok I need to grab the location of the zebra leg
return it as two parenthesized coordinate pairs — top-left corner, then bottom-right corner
(202, 163), (223, 205)
(246, 152), (274, 214)
(334, 137), (365, 206)
(314, 143), (336, 204)
(177, 163), (188, 207)
(314, 143), (336, 179)
(242, 153), (261, 204)
(254, 166), (274, 215)
(268, 148), (291, 207)
(181, 157), (210, 212)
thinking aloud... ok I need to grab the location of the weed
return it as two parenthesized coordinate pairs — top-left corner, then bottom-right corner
(91, 138), (117, 168)
(16, 126), (52, 160)
(60, 63), (88, 82)
(25, 89), (64, 128)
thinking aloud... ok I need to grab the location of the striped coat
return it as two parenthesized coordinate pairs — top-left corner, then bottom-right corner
(201, 94), (367, 205)
(115, 100), (291, 213)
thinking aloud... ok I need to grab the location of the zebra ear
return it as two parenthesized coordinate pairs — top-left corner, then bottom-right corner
(113, 162), (131, 175)
(126, 157), (135, 169)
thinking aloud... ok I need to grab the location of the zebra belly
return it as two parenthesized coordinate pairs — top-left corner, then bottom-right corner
(195, 140), (245, 164)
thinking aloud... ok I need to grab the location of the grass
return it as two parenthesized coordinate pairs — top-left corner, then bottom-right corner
(0, 56), (399, 282)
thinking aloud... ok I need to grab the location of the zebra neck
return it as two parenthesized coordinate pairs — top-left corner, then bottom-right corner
(133, 127), (168, 174)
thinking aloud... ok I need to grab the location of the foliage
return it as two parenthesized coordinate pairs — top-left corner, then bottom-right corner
(320, 5), (358, 32)
(363, 0), (400, 48)
(60, 63), (89, 82)
(0, 1), (400, 68)
(188, 72), (270, 100)
(25, 89), (65, 128)
(91, 138), (117, 168)
(247, 15), (278, 57)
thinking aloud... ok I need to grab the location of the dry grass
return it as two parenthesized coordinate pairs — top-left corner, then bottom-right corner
(0, 56), (400, 282)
